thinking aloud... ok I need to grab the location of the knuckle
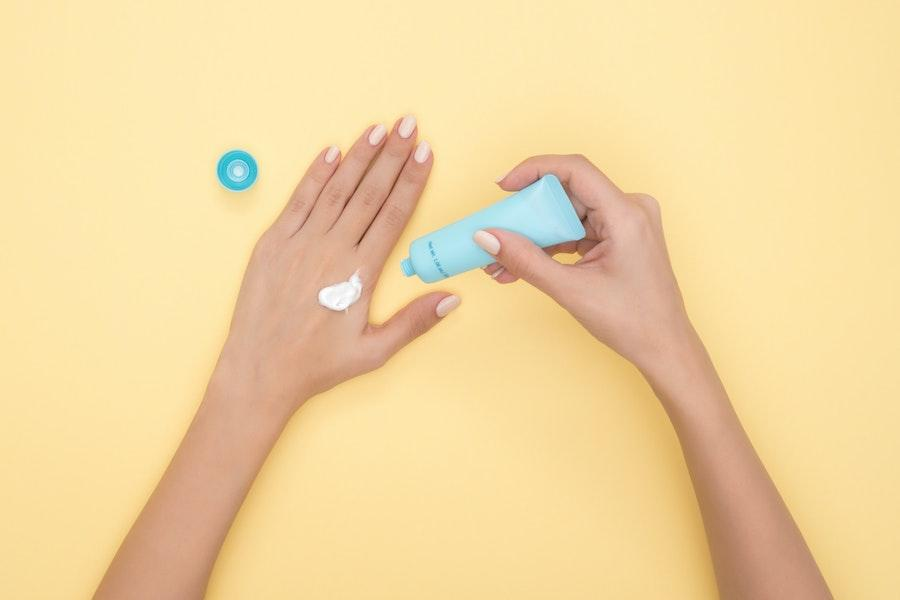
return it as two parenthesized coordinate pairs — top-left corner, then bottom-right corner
(633, 192), (660, 212)
(512, 263), (532, 282)
(628, 193), (662, 228)
(356, 184), (383, 208)
(287, 194), (309, 214)
(633, 203), (652, 223)
(381, 202), (409, 229)
(349, 149), (372, 168)
(385, 142), (410, 160)
(321, 185), (346, 208)
(622, 203), (654, 234)
(307, 167), (330, 187)
(506, 253), (533, 281)
(398, 165), (424, 186)
(569, 153), (590, 166)
(409, 310), (434, 337)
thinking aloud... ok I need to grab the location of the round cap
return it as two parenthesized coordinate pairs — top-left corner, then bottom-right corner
(217, 149), (258, 191)
(400, 257), (415, 277)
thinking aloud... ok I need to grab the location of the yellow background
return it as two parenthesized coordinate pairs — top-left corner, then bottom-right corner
(2, 1), (898, 597)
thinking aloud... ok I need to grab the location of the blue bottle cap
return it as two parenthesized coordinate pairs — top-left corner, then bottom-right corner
(400, 257), (415, 277)
(217, 149), (258, 191)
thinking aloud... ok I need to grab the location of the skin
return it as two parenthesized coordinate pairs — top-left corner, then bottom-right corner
(95, 126), (831, 599)
(95, 117), (454, 599)
(480, 154), (832, 599)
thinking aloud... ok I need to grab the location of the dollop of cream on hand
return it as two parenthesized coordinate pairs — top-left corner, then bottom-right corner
(317, 270), (363, 312)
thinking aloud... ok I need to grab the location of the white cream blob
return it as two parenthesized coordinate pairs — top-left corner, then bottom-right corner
(317, 270), (363, 312)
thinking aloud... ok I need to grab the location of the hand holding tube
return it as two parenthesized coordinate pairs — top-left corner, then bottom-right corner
(478, 154), (694, 377)
(479, 154), (832, 600)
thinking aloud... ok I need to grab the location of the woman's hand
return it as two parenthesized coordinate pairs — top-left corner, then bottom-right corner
(478, 154), (832, 600)
(214, 117), (459, 417)
(476, 154), (693, 375)
(95, 117), (461, 600)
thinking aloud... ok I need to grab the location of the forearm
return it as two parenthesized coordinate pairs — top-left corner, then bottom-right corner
(643, 331), (831, 600)
(95, 117), (444, 598)
(95, 373), (291, 599)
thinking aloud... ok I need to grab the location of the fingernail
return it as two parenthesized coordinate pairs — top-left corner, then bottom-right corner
(490, 266), (505, 279)
(473, 230), (500, 255)
(435, 295), (461, 318)
(398, 114), (417, 139)
(324, 145), (340, 164)
(414, 140), (431, 163)
(368, 124), (387, 145)
(494, 172), (508, 183)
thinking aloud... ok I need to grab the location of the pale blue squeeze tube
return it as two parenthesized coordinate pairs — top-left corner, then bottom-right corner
(400, 174), (586, 283)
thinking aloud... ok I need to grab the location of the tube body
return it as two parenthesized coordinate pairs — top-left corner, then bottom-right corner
(400, 174), (585, 283)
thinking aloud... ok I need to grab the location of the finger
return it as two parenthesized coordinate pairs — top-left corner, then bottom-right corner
(483, 262), (505, 277)
(357, 139), (433, 267)
(495, 154), (625, 212)
(364, 292), (460, 364)
(481, 244), (564, 283)
(543, 241), (579, 256)
(481, 233), (601, 284)
(482, 263), (518, 284)
(272, 145), (341, 237)
(573, 238), (601, 256)
(303, 123), (388, 234)
(334, 115), (417, 243)
(483, 242), (581, 271)
(492, 269), (519, 284)
(473, 229), (570, 297)
(481, 244), (561, 283)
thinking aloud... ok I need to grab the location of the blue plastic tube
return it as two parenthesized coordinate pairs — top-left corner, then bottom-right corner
(400, 174), (585, 283)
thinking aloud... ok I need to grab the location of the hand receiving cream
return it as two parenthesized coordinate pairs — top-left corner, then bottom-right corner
(400, 175), (585, 283)
(318, 271), (363, 312)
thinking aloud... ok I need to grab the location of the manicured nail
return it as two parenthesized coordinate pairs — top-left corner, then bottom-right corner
(398, 115), (417, 139)
(490, 266), (505, 279)
(368, 124), (387, 145)
(435, 295), (461, 318)
(494, 172), (508, 183)
(324, 145), (340, 164)
(414, 140), (431, 163)
(473, 230), (500, 255)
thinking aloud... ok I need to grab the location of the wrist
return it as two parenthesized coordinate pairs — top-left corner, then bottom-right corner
(636, 322), (727, 415)
(211, 339), (316, 420)
(633, 314), (703, 379)
(204, 364), (302, 432)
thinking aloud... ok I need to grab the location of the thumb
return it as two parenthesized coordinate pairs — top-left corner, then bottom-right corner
(367, 292), (461, 362)
(474, 229), (568, 297)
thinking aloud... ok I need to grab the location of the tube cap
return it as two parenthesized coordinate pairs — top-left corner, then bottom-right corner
(400, 257), (415, 277)
(217, 149), (258, 191)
